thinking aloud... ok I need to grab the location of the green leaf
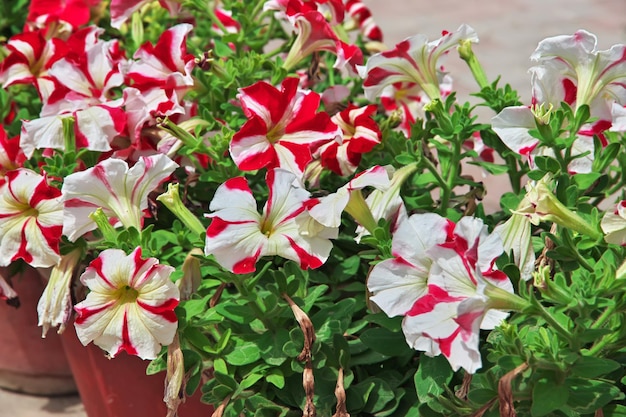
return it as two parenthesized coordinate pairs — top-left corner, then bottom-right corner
(531, 379), (569, 417)
(573, 172), (601, 190)
(414, 355), (453, 404)
(604, 404), (626, 417)
(570, 356), (620, 378)
(359, 327), (412, 357)
(225, 341), (262, 366)
(266, 370), (285, 389)
(565, 378), (623, 413)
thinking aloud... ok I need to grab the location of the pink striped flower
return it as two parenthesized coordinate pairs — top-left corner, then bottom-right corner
(315, 104), (381, 176)
(360, 24), (477, 102)
(204, 169), (337, 274)
(0, 169), (63, 268)
(368, 214), (516, 373)
(74, 247), (179, 359)
(230, 77), (340, 180)
(61, 154), (178, 242)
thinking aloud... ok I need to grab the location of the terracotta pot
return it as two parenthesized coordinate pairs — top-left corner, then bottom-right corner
(60, 326), (214, 417)
(0, 267), (77, 395)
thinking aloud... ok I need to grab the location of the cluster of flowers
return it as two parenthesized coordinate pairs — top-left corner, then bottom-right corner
(2, 0), (626, 386)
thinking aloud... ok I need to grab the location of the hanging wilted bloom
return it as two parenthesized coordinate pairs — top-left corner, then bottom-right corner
(0, 169), (63, 268)
(62, 154), (178, 241)
(601, 200), (626, 245)
(37, 248), (82, 336)
(0, 272), (18, 306)
(74, 247), (179, 360)
(230, 77), (340, 181)
(309, 165), (391, 231)
(359, 24), (477, 102)
(205, 169), (337, 274)
(369, 214), (522, 373)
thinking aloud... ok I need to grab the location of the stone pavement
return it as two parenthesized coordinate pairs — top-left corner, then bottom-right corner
(1, 1), (625, 416)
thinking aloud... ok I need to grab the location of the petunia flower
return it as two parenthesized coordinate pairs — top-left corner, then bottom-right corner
(27, 0), (98, 28)
(61, 154), (178, 241)
(230, 77), (340, 181)
(530, 29), (626, 113)
(110, 0), (182, 29)
(0, 127), (26, 184)
(601, 200), (626, 245)
(359, 24), (478, 102)
(73, 247), (179, 360)
(204, 168), (337, 274)
(345, 0), (383, 41)
(0, 169), (63, 268)
(126, 23), (195, 116)
(367, 213), (450, 317)
(282, 11), (363, 72)
(315, 104), (382, 176)
(368, 214), (521, 373)
(493, 30), (626, 174)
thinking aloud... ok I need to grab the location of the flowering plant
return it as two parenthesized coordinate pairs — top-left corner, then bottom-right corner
(2, 1), (626, 416)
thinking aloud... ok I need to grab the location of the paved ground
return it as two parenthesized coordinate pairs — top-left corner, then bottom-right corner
(1, 1), (625, 416)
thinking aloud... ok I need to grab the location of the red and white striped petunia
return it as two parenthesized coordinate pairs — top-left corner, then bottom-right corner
(0, 126), (26, 184)
(0, 169), (63, 268)
(204, 168), (337, 274)
(0, 30), (63, 90)
(61, 154), (178, 242)
(26, 0), (97, 28)
(110, 0), (182, 29)
(74, 246), (179, 360)
(345, 0), (382, 41)
(230, 77), (340, 180)
(264, 0), (345, 25)
(316, 104), (381, 176)
(283, 11), (363, 72)
(360, 24), (477, 102)
(368, 214), (515, 373)
(126, 23), (195, 117)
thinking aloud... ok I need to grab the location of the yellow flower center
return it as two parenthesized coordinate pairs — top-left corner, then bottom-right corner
(114, 285), (140, 304)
